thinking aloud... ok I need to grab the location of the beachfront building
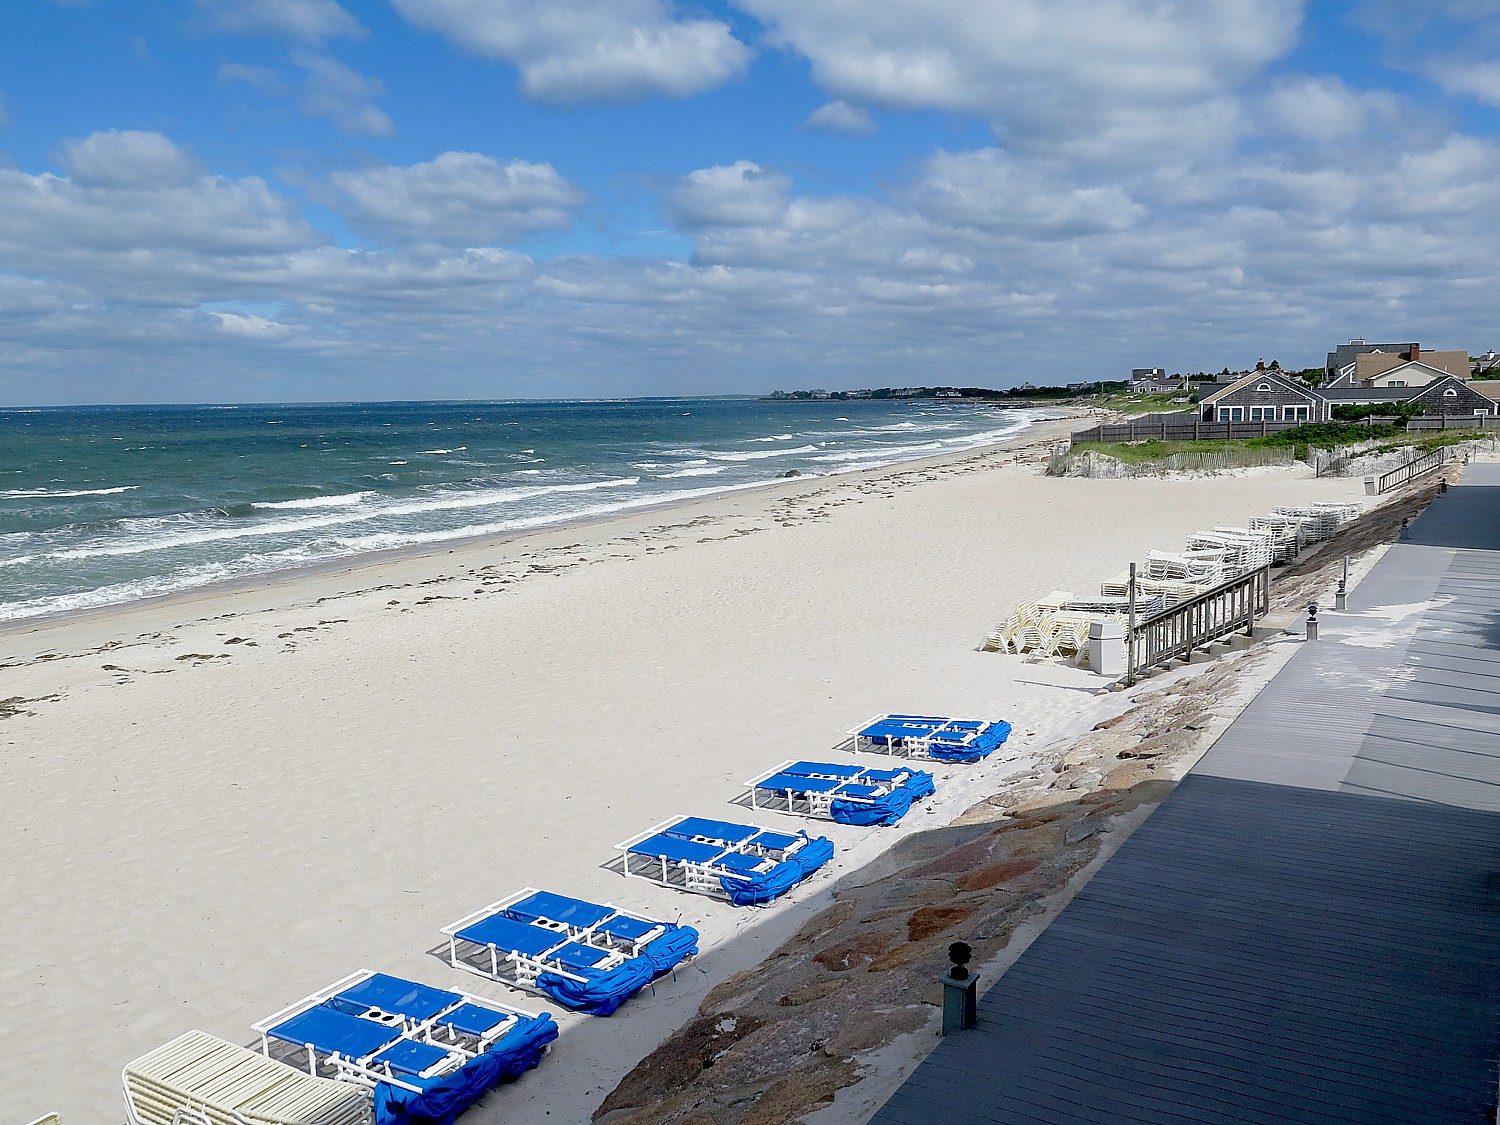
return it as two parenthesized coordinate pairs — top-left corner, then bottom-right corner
(1197, 369), (1327, 424)
(1401, 375), (1497, 416)
(1320, 375), (1497, 418)
(1130, 368), (1170, 392)
(1324, 340), (1470, 385)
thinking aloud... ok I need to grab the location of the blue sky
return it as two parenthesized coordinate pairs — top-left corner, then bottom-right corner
(4, 0), (1500, 404)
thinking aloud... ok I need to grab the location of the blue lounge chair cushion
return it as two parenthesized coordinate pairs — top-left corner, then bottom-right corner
(596, 914), (658, 944)
(720, 834), (834, 907)
(372, 1039), (454, 1078)
(550, 941), (615, 973)
(503, 890), (613, 931)
(830, 768), (935, 826)
(436, 1003), (510, 1040)
(749, 830), (801, 852)
(536, 955), (656, 1016)
(455, 914), (568, 960)
(331, 974), (460, 1023)
(714, 852), (770, 876)
(372, 1013), (557, 1125)
(640, 923), (699, 976)
(786, 761), (862, 780)
(927, 720), (1011, 762)
(267, 1006), (403, 1061)
(905, 770), (937, 800)
(628, 833), (726, 865)
(755, 772), (844, 795)
(665, 817), (759, 845)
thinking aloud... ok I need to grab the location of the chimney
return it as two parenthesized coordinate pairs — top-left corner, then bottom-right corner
(1256, 358), (1265, 371)
(1409, 343), (1420, 362)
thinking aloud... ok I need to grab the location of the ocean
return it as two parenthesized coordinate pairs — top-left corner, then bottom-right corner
(0, 398), (1039, 623)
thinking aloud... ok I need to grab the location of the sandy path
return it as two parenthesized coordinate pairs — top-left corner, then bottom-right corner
(0, 429), (1368, 1123)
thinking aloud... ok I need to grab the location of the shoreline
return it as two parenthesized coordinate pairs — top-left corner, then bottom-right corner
(2, 419), (1368, 1125)
(0, 412), (1083, 643)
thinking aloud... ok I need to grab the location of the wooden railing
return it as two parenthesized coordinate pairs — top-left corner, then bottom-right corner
(1373, 447), (1447, 494)
(1127, 565), (1271, 681)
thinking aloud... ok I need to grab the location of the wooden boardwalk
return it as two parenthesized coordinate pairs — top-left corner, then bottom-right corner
(870, 465), (1500, 1124)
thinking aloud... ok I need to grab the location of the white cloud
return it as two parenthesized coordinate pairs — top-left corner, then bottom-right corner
(332, 152), (588, 246)
(56, 130), (203, 189)
(293, 51), (395, 136)
(196, 0), (365, 42)
(672, 161), (792, 228)
(217, 62), (290, 95)
(1424, 59), (1500, 109)
(737, 0), (1300, 159)
(803, 100), (874, 136)
(1261, 76), (1382, 142)
(392, 0), (752, 103)
(3, 132), (317, 284)
(210, 310), (296, 337)
(909, 149), (1144, 238)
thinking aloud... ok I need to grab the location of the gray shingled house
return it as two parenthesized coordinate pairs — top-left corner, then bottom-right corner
(1197, 370), (1327, 423)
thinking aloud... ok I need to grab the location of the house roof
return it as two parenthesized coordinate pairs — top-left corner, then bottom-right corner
(1365, 359), (1456, 383)
(1320, 387), (1412, 403)
(1198, 370), (1321, 405)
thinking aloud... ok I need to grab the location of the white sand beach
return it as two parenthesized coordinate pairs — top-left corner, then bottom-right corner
(0, 423), (1372, 1124)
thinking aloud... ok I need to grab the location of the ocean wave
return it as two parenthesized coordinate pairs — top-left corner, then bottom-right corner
(745, 434), (795, 442)
(657, 466), (728, 478)
(415, 447), (467, 455)
(0, 485), (140, 499)
(253, 491), (375, 511)
(703, 444), (819, 461)
(49, 477), (644, 561)
(810, 441), (944, 463)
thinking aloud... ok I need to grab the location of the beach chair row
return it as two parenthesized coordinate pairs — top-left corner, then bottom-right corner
(988, 499), (1364, 662)
(123, 711), (1010, 1125)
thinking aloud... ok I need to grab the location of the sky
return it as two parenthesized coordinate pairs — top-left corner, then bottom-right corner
(3, 1), (1500, 404)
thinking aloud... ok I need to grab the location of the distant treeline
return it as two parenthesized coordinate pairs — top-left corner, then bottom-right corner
(767, 381), (1127, 401)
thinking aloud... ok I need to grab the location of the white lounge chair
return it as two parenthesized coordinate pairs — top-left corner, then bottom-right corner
(123, 1030), (371, 1125)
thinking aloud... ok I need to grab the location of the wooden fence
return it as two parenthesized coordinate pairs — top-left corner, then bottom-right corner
(1127, 566), (1271, 682)
(1072, 414), (1306, 444)
(1406, 415), (1500, 431)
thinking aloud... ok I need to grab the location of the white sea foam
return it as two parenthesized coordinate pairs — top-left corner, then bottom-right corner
(811, 441), (944, 463)
(703, 445), (819, 461)
(49, 477), (644, 561)
(657, 466), (728, 478)
(253, 491), (375, 511)
(0, 485), (140, 499)
(745, 434), (795, 442)
(415, 447), (466, 455)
